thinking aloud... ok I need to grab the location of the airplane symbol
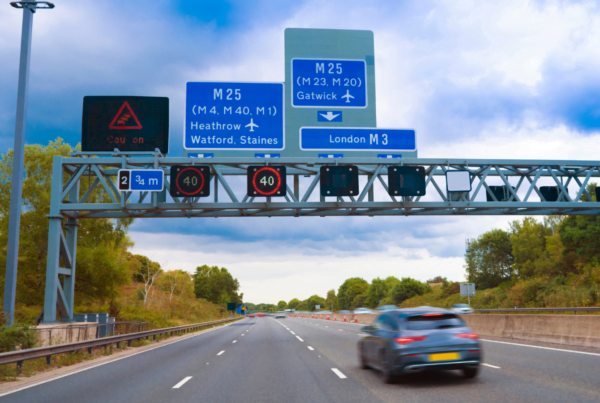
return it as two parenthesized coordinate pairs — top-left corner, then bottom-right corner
(342, 90), (354, 103)
(245, 118), (259, 132)
(319, 112), (340, 121)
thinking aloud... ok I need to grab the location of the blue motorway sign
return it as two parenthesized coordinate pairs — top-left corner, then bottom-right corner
(118, 169), (164, 191)
(291, 59), (367, 108)
(300, 128), (416, 152)
(185, 82), (284, 150)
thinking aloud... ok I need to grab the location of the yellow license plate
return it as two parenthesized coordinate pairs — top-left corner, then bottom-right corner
(429, 352), (460, 361)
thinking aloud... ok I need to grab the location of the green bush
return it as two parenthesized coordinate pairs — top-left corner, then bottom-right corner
(0, 322), (37, 353)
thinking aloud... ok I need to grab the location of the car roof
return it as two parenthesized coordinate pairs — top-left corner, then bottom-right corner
(378, 306), (454, 318)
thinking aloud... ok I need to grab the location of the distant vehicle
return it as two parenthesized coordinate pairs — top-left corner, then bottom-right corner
(275, 313), (286, 319)
(451, 304), (474, 314)
(358, 307), (481, 383)
(377, 305), (397, 311)
(338, 310), (352, 314)
(354, 307), (375, 314)
(315, 310), (331, 314)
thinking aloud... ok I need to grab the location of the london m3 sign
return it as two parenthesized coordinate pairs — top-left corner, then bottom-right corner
(184, 82), (284, 152)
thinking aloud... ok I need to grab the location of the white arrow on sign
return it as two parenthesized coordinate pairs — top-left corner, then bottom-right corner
(319, 112), (340, 121)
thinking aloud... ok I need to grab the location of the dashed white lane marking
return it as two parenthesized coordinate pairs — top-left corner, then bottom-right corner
(482, 339), (600, 357)
(338, 329), (343, 332)
(232, 340), (237, 343)
(290, 331), (296, 335)
(482, 363), (501, 369)
(308, 346), (314, 351)
(217, 350), (225, 356)
(331, 368), (347, 379)
(296, 336), (304, 342)
(241, 334), (245, 336)
(325, 326), (329, 328)
(173, 376), (192, 389)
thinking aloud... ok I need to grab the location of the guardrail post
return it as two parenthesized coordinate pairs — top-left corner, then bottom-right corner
(117, 342), (120, 349)
(16, 361), (22, 375)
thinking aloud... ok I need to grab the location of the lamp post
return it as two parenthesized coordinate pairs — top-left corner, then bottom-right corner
(3, 1), (54, 326)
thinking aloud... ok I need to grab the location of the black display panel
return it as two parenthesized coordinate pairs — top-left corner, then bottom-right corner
(247, 166), (287, 197)
(169, 165), (211, 198)
(82, 96), (169, 153)
(388, 166), (426, 197)
(320, 166), (359, 197)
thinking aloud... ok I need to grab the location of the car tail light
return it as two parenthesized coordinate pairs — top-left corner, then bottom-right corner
(457, 333), (479, 339)
(468, 350), (480, 353)
(394, 336), (427, 345)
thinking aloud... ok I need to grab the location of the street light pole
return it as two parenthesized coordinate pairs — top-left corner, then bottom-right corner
(3, 1), (54, 326)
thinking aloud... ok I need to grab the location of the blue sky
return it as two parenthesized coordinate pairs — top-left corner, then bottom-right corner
(2, 0), (600, 303)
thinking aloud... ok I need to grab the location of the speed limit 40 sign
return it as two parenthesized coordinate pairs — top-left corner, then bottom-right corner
(247, 166), (286, 197)
(169, 165), (211, 197)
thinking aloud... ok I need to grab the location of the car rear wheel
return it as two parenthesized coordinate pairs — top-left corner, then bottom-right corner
(379, 350), (396, 384)
(462, 365), (479, 379)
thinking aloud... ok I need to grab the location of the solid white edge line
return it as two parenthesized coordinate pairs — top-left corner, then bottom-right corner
(296, 336), (304, 342)
(482, 363), (501, 369)
(307, 346), (314, 350)
(217, 350), (225, 356)
(331, 368), (347, 379)
(481, 339), (600, 357)
(0, 318), (244, 398)
(173, 376), (192, 389)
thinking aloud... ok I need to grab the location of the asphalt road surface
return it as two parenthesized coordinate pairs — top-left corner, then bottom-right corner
(2, 316), (600, 402)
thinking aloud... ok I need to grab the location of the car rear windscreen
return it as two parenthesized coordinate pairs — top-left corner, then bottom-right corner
(405, 314), (465, 330)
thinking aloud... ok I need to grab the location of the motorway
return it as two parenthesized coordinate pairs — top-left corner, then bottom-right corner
(2, 316), (600, 402)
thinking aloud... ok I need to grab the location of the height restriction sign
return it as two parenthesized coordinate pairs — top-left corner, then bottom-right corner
(82, 96), (169, 153)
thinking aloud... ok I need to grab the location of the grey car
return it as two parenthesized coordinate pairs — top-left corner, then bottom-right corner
(357, 307), (481, 383)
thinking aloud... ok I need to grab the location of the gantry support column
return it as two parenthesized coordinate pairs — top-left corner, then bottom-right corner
(42, 156), (78, 323)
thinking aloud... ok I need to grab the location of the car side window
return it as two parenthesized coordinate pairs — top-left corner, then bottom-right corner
(373, 314), (387, 330)
(385, 315), (399, 331)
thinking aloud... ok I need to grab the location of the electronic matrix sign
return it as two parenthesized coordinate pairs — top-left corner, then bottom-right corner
(82, 96), (169, 153)
(320, 166), (359, 197)
(388, 166), (426, 197)
(247, 166), (287, 197)
(169, 165), (211, 198)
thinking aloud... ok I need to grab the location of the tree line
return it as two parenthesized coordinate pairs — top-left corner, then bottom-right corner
(466, 193), (600, 293)
(266, 276), (432, 313)
(0, 140), (242, 322)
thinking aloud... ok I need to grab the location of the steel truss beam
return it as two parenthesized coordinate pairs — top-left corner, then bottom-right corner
(41, 154), (600, 323)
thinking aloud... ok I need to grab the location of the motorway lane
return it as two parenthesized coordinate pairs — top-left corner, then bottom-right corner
(3, 315), (600, 402)
(178, 315), (375, 403)
(1, 318), (259, 403)
(287, 316), (600, 403)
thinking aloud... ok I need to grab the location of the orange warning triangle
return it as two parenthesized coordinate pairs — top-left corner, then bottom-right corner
(109, 101), (142, 130)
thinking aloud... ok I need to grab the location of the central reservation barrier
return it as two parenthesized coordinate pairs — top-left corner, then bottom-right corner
(290, 312), (600, 349)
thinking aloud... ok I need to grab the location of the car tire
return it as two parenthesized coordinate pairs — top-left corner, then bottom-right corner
(379, 351), (396, 384)
(462, 366), (479, 379)
(358, 343), (369, 369)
